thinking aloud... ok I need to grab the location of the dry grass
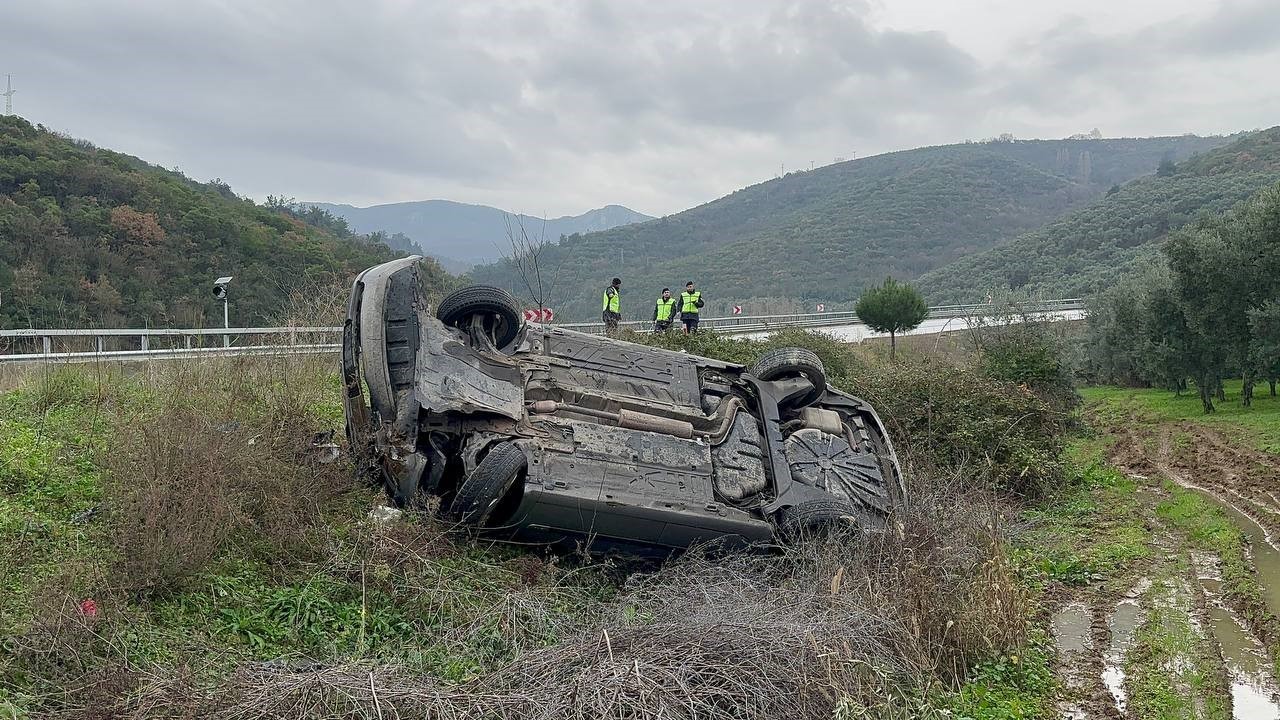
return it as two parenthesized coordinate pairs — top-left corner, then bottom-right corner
(101, 356), (350, 593)
(104, 471), (1026, 720)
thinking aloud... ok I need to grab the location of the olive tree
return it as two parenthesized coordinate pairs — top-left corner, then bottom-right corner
(854, 277), (928, 359)
(1250, 300), (1280, 397)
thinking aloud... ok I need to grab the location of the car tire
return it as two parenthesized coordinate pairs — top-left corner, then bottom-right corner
(776, 499), (862, 539)
(450, 441), (526, 526)
(436, 285), (523, 348)
(749, 347), (827, 408)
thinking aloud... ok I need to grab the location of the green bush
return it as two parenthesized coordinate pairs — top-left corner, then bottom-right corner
(975, 320), (1081, 418)
(844, 356), (1066, 498)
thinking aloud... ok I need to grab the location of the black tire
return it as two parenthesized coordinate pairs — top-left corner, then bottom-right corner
(436, 285), (523, 348)
(450, 442), (526, 526)
(749, 347), (827, 408)
(776, 499), (863, 540)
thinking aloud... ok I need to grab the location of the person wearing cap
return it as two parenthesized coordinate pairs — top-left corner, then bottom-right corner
(601, 277), (622, 334)
(653, 288), (678, 332)
(679, 280), (704, 334)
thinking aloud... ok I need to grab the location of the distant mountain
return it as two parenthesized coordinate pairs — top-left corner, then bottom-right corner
(0, 116), (403, 328)
(305, 199), (652, 269)
(470, 134), (1236, 320)
(916, 127), (1280, 302)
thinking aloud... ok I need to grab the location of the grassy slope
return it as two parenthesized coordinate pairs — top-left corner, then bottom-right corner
(0, 116), (400, 328)
(471, 135), (1230, 320)
(0, 335), (1070, 718)
(0, 361), (614, 707)
(917, 128), (1280, 303)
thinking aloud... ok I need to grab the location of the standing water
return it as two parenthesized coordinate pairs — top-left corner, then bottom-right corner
(1190, 489), (1280, 718)
(1101, 598), (1143, 713)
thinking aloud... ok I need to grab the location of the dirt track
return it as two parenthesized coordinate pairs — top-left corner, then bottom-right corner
(1044, 413), (1280, 719)
(1109, 422), (1280, 541)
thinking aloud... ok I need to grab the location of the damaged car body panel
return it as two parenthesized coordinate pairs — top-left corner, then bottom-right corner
(344, 257), (906, 551)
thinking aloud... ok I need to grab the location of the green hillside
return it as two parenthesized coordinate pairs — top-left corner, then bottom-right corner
(471, 134), (1232, 320)
(0, 116), (402, 329)
(916, 127), (1280, 302)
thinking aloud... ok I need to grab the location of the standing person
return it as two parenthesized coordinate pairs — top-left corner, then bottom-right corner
(653, 288), (677, 332)
(679, 280), (704, 334)
(601, 277), (622, 334)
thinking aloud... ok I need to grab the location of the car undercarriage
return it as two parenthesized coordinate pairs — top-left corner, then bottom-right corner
(343, 257), (906, 552)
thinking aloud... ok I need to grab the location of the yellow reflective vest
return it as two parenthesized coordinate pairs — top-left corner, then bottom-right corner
(655, 297), (677, 321)
(602, 287), (620, 313)
(680, 290), (702, 315)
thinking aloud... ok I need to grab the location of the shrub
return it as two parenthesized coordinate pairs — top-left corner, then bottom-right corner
(845, 355), (1066, 498)
(973, 320), (1081, 417)
(101, 357), (354, 594)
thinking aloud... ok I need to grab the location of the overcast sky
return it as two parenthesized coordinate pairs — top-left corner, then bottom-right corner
(7, 0), (1279, 217)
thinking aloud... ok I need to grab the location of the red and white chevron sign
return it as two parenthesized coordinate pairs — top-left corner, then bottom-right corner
(816, 303), (826, 312)
(732, 305), (742, 315)
(522, 308), (555, 322)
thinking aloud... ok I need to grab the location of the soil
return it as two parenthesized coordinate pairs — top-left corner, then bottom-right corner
(1056, 418), (1280, 719)
(1109, 422), (1280, 539)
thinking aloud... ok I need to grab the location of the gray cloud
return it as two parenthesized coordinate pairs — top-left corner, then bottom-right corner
(5, 0), (1276, 216)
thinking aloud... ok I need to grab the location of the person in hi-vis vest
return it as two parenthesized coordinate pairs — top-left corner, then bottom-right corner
(679, 280), (704, 334)
(653, 288), (677, 332)
(601, 277), (622, 334)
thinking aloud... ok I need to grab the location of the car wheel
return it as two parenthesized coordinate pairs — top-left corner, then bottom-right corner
(776, 499), (862, 539)
(749, 347), (827, 408)
(450, 441), (526, 526)
(436, 285), (523, 348)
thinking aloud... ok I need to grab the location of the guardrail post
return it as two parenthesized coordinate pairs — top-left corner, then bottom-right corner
(96, 336), (104, 354)
(185, 335), (192, 350)
(140, 334), (148, 352)
(42, 336), (51, 355)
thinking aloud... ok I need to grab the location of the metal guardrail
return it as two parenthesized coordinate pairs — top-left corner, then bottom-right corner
(558, 298), (1085, 335)
(0, 299), (1084, 363)
(0, 327), (341, 363)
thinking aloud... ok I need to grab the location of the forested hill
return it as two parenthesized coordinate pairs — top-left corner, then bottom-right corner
(916, 127), (1280, 302)
(0, 116), (403, 329)
(470, 134), (1233, 320)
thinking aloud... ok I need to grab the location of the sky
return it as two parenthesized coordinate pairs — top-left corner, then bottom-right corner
(6, 0), (1279, 217)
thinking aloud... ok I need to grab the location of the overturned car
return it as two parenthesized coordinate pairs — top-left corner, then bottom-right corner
(343, 257), (905, 550)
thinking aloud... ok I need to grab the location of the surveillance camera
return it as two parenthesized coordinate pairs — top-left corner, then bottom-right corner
(213, 275), (233, 300)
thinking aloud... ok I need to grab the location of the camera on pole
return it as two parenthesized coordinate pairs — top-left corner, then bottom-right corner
(213, 276), (233, 300)
(213, 276), (233, 346)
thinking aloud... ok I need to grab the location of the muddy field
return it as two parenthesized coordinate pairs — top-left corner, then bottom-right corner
(1054, 410), (1280, 719)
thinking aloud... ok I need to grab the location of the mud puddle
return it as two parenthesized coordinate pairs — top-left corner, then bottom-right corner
(1053, 601), (1092, 654)
(1193, 488), (1280, 617)
(1101, 597), (1142, 713)
(1202, 597), (1280, 719)
(1190, 491), (1280, 718)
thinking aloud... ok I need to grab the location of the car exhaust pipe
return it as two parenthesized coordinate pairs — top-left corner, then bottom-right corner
(617, 409), (694, 438)
(528, 401), (694, 439)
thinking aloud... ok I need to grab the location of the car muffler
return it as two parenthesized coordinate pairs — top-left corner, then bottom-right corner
(528, 401), (694, 439)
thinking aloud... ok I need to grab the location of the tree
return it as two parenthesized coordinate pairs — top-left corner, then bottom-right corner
(1156, 156), (1177, 177)
(855, 277), (927, 359)
(1250, 300), (1280, 397)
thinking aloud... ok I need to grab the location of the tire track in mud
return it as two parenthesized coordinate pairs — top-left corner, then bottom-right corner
(1105, 420), (1280, 717)
(1053, 596), (1125, 719)
(1136, 424), (1280, 540)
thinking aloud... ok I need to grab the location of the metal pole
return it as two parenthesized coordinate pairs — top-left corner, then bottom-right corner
(223, 298), (230, 347)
